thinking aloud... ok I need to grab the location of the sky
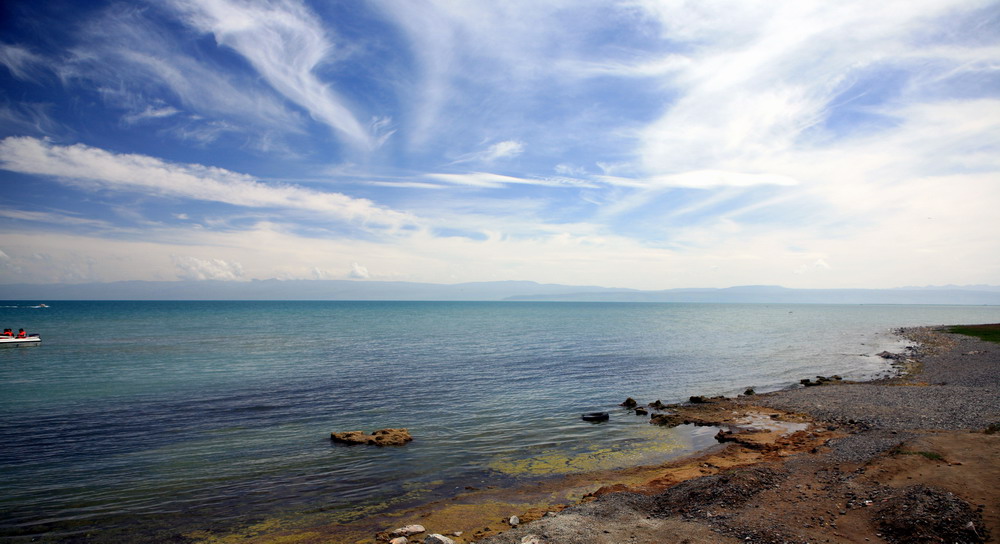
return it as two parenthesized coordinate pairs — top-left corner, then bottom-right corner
(0, 0), (998, 290)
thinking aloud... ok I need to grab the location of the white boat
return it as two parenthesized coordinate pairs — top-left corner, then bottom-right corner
(0, 335), (41, 347)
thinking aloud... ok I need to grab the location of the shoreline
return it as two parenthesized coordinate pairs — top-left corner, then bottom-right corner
(199, 326), (999, 544)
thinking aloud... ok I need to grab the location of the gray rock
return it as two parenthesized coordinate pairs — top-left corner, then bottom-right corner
(391, 524), (426, 537)
(424, 534), (455, 544)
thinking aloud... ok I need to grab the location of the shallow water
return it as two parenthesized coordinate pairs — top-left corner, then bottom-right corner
(1, 301), (998, 540)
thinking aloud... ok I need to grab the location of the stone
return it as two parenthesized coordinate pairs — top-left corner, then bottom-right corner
(620, 397), (638, 408)
(650, 412), (685, 427)
(509, 515), (520, 526)
(331, 428), (413, 446)
(634, 406), (648, 415)
(389, 538), (408, 544)
(648, 400), (667, 410)
(689, 395), (726, 403)
(424, 535), (455, 544)
(744, 387), (756, 396)
(521, 536), (543, 544)
(390, 524), (426, 537)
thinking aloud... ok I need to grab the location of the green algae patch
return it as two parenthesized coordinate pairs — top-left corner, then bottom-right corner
(946, 324), (1000, 344)
(489, 429), (688, 475)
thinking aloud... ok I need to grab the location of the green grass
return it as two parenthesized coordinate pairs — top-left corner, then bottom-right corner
(946, 323), (1000, 344)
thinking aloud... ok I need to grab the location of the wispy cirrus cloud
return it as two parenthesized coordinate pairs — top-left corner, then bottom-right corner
(449, 140), (525, 165)
(0, 43), (47, 83)
(57, 7), (304, 143)
(0, 207), (115, 229)
(165, 0), (375, 149)
(0, 137), (414, 229)
(425, 172), (598, 189)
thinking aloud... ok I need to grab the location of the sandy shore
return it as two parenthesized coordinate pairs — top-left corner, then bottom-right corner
(203, 326), (998, 544)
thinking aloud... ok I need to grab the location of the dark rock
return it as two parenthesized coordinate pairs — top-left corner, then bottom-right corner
(715, 430), (738, 443)
(621, 397), (638, 408)
(331, 428), (413, 446)
(648, 400), (667, 410)
(634, 407), (648, 416)
(744, 387), (756, 396)
(649, 412), (684, 427)
(582, 412), (610, 422)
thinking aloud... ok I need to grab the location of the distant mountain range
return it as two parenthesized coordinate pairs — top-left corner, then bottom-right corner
(2, 280), (1000, 304)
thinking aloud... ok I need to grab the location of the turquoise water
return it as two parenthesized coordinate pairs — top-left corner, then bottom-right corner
(2, 301), (999, 540)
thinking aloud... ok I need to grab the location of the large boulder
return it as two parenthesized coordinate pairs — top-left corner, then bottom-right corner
(331, 428), (413, 446)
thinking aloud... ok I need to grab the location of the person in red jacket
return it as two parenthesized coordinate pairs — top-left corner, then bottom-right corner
(16, 329), (27, 338)
(1, 329), (12, 337)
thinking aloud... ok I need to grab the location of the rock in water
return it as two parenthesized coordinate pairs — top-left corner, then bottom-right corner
(620, 397), (638, 408)
(331, 428), (413, 446)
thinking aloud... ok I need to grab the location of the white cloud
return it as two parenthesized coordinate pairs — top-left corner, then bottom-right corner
(0, 137), (415, 229)
(172, 255), (245, 281)
(629, 0), (988, 174)
(166, 0), (374, 148)
(349, 262), (370, 279)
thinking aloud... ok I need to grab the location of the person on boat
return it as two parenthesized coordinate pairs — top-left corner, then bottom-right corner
(1, 329), (12, 337)
(16, 329), (27, 338)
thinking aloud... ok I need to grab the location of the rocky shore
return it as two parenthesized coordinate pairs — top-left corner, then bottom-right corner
(208, 326), (998, 544)
(471, 326), (999, 544)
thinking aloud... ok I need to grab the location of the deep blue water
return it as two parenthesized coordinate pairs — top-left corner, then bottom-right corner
(2, 301), (999, 540)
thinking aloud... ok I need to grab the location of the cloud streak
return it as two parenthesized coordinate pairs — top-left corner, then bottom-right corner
(0, 137), (414, 229)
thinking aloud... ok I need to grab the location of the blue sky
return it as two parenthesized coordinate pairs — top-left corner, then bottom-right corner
(1, 0), (998, 289)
